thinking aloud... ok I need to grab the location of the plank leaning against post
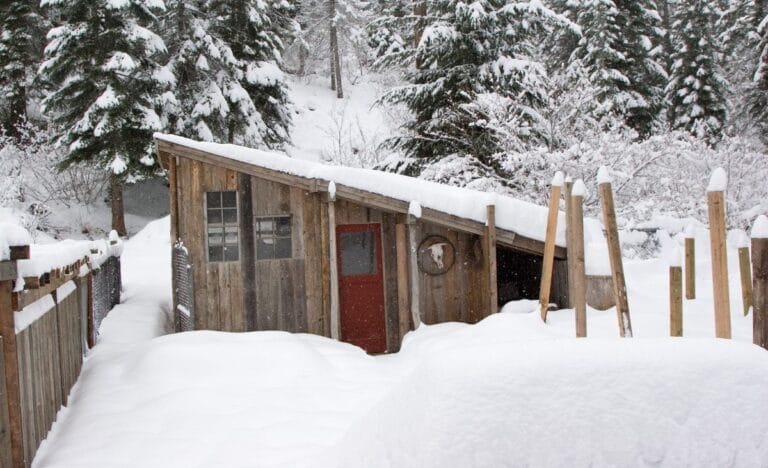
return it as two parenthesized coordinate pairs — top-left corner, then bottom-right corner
(571, 180), (588, 337)
(706, 167), (731, 339)
(597, 166), (633, 337)
(751, 215), (768, 350)
(540, 171), (564, 322)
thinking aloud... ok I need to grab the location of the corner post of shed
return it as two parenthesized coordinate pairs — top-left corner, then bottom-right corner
(486, 204), (498, 315)
(1, 253), (24, 467)
(327, 185), (341, 340)
(407, 212), (422, 329)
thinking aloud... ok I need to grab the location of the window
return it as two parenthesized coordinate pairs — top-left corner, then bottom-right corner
(206, 191), (239, 262)
(340, 231), (377, 276)
(256, 216), (292, 260)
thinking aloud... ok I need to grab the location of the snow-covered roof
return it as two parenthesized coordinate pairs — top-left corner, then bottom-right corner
(155, 134), (567, 249)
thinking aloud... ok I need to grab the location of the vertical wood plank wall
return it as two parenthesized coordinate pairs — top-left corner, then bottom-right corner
(172, 157), (566, 352)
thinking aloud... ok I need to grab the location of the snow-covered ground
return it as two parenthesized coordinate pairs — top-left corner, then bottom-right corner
(30, 215), (768, 467)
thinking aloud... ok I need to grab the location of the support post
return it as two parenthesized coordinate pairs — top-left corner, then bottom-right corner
(752, 216), (768, 349)
(395, 223), (411, 338)
(571, 181), (587, 337)
(597, 167), (633, 337)
(670, 263), (683, 337)
(738, 244), (753, 316)
(0, 274), (24, 468)
(327, 189), (340, 340)
(407, 214), (422, 328)
(706, 168), (731, 339)
(684, 230), (696, 300)
(540, 172), (564, 322)
(486, 204), (498, 314)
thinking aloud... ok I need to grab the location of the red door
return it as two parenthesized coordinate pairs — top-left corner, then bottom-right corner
(337, 223), (387, 354)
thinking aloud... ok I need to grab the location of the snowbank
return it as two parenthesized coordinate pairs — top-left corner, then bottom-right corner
(336, 338), (768, 467)
(155, 133), (567, 246)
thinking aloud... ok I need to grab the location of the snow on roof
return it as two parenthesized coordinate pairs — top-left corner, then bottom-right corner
(155, 134), (566, 246)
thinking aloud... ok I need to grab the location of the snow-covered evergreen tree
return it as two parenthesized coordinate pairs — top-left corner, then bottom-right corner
(569, 0), (665, 137)
(39, 0), (168, 235)
(666, 0), (728, 143)
(206, 0), (297, 147)
(0, 0), (47, 136)
(378, 0), (572, 174)
(751, 12), (768, 141)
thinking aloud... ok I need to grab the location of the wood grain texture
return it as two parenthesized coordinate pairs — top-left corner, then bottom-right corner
(752, 238), (768, 349)
(0, 335), (11, 468)
(707, 191), (731, 339)
(571, 195), (587, 338)
(328, 200), (340, 340)
(395, 224), (411, 341)
(598, 182), (633, 338)
(407, 217), (422, 328)
(539, 184), (562, 321)
(0, 279), (24, 468)
(670, 266), (683, 337)
(739, 247), (753, 316)
(381, 213), (401, 352)
(564, 180), (575, 308)
(685, 238), (696, 300)
(486, 205), (498, 315)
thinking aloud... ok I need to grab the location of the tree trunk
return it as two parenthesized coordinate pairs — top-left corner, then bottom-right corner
(329, 0), (343, 99)
(414, 1), (427, 70)
(110, 175), (127, 237)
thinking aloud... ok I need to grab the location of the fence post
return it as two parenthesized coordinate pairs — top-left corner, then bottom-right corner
(752, 216), (768, 350)
(669, 251), (683, 337)
(564, 177), (575, 308)
(597, 166), (633, 337)
(684, 225), (696, 300)
(0, 257), (24, 468)
(706, 168), (731, 339)
(736, 230), (753, 316)
(571, 180), (588, 337)
(540, 171), (564, 322)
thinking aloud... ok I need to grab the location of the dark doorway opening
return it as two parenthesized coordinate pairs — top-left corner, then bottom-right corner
(497, 246), (542, 307)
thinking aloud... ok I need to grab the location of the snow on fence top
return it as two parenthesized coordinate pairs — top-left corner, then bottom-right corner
(707, 167), (728, 192)
(753, 215), (768, 239)
(155, 134), (567, 246)
(0, 222), (34, 261)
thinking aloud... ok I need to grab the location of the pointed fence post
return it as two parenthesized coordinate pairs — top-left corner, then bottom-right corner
(706, 168), (731, 339)
(540, 171), (564, 322)
(735, 230), (753, 316)
(669, 250), (683, 337)
(597, 166), (633, 337)
(684, 225), (696, 300)
(571, 180), (587, 337)
(752, 216), (768, 350)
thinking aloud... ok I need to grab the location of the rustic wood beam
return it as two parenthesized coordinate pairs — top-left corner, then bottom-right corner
(0, 278), (24, 468)
(486, 205), (498, 315)
(9, 246), (29, 261)
(395, 223), (411, 339)
(407, 214), (422, 328)
(327, 191), (341, 340)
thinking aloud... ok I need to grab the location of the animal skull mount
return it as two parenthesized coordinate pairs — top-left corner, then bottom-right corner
(418, 235), (456, 275)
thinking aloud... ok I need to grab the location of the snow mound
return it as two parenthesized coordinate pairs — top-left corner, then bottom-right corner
(597, 165), (611, 185)
(334, 339), (768, 467)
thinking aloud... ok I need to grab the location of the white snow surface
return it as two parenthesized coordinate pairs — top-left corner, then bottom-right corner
(753, 215), (768, 239)
(597, 165), (612, 185)
(33, 216), (768, 468)
(15, 294), (56, 333)
(0, 221), (33, 260)
(707, 167), (728, 192)
(551, 170), (564, 187)
(572, 178), (587, 197)
(155, 133), (567, 246)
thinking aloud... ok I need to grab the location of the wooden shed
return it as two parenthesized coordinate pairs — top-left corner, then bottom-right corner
(155, 134), (569, 354)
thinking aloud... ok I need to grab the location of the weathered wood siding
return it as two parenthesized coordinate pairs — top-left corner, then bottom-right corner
(0, 335), (11, 468)
(176, 159), (245, 331)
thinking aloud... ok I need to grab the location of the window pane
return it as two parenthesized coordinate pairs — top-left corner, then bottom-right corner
(207, 209), (222, 225)
(225, 232), (238, 245)
(276, 217), (291, 236)
(275, 238), (292, 259)
(340, 231), (376, 276)
(208, 234), (223, 246)
(222, 191), (237, 208)
(208, 246), (223, 262)
(257, 239), (274, 259)
(223, 245), (239, 261)
(223, 208), (238, 224)
(257, 219), (274, 235)
(207, 192), (221, 208)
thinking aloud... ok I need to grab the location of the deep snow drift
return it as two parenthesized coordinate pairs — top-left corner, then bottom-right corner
(32, 216), (768, 468)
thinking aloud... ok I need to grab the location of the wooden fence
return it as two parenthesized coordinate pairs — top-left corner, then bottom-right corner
(0, 242), (122, 468)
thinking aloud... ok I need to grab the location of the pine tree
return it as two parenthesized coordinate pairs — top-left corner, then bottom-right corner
(378, 0), (571, 173)
(0, 0), (47, 137)
(751, 12), (768, 140)
(666, 0), (727, 143)
(39, 0), (168, 235)
(570, 0), (665, 136)
(207, 0), (297, 147)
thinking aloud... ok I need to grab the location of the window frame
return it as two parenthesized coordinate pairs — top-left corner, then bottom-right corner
(204, 190), (241, 263)
(254, 215), (293, 261)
